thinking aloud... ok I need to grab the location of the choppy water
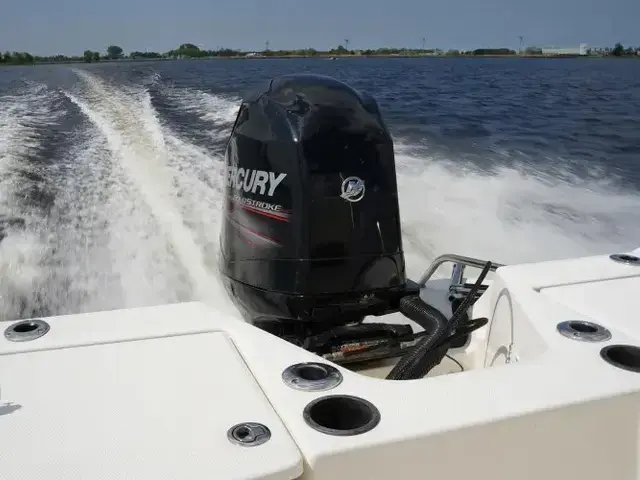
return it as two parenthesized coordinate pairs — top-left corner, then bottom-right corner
(1, 58), (639, 321)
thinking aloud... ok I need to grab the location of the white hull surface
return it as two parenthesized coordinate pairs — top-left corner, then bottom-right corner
(2, 248), (640, 479)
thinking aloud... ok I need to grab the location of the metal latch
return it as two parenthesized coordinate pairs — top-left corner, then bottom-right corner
(227, 422), (271, 447)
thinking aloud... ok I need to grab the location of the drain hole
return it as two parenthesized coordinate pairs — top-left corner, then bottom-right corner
(13, 322), (39, 333)
(282, 362), (343, 391)
(600, 345), (640, 373)
(4, 319), (51, 342)
(568, 321), (597, 334)
(296, 364), (328, 381)
(303, 395), (380, 436)
(609, 253), (640, 265)
(556, 320), (611, 342)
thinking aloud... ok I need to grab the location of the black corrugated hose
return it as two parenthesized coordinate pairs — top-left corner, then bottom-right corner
(386, 261), (492, 380)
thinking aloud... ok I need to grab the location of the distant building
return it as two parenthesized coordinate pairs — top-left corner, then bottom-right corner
(524, 47), (543, 55)
(540, 44), (588, 56)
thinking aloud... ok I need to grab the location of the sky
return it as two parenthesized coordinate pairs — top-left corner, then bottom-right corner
(1, 0), (638, 56)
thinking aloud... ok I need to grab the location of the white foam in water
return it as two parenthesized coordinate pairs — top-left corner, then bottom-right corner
(0, 83), (65, 319)
(0, 83), (61, 212)
(163, 86), (240, 125)
(62, 70), (235, 312)
(0, 69), (639, 321)
(395, 148), (640, 280)
(161, 86), (240, 140)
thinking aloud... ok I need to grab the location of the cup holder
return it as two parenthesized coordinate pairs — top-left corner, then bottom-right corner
(600, 345), (640, 373)
(303, 394), (380, 436)
(282, 362), (343, 392)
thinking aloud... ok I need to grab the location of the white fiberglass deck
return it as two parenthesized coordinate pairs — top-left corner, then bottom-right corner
(1, 249), (640, 479)
(0, 312), (302, 480)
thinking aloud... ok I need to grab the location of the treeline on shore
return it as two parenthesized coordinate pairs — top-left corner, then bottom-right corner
(1, 42), (638, 66)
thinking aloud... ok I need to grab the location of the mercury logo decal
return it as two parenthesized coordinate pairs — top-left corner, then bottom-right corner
(340, 176), (365, 203)
(226, 166), (287, 197)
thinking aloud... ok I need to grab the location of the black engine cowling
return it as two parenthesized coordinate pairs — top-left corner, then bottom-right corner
(219, 74), (417, 342)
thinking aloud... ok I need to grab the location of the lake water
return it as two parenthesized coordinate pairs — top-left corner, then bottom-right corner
(1, 57), (639, 320)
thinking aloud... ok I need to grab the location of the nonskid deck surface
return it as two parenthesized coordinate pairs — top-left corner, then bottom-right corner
(1, 249), (640, 480)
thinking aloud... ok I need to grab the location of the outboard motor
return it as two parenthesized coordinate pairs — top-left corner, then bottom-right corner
(219, 74), (491, 373)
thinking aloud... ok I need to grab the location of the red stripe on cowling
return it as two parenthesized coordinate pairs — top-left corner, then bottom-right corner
(239, 204), (290, 222)
(227, 215), (281, 245)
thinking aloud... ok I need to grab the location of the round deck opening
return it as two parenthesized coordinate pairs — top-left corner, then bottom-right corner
(4, 319), (50, 342)
(557, 320), (611, 342)
(14, 322), (39, 333)
(600, 345), (640, 373)
(299, 364), (329, 381)
(609, 253), (640, 265)
(282, 362), (343, 391)
(570, 322), (597, 334)
(303, 394), (380, 436)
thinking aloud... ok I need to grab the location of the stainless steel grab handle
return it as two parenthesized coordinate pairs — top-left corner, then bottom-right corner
(417, 254), (505, 287)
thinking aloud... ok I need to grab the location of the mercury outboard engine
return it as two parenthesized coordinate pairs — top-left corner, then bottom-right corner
(220, 74), (491, 374)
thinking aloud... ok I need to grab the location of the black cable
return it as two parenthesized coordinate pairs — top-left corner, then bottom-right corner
(385, 296), (450, 380)
(445, 354), (464, 372)
(386, 260), (492, 380)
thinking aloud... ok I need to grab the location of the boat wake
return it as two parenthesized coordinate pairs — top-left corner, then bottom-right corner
(0, 68), (639, 321)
